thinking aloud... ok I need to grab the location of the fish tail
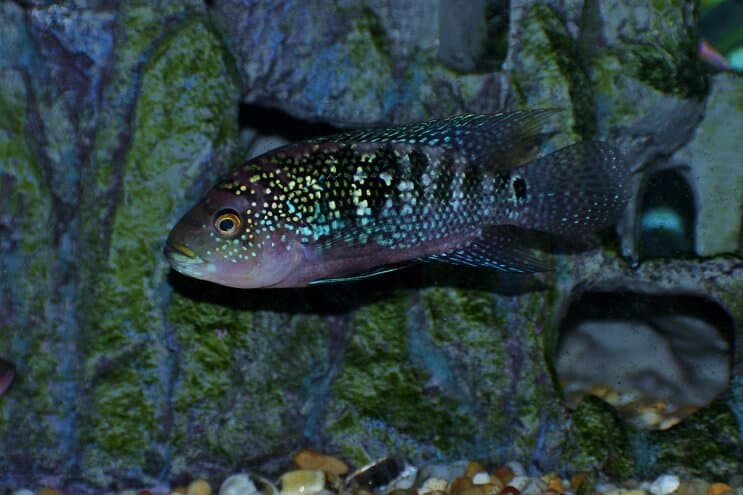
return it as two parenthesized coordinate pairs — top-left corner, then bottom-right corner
(500, 141), (631, 235)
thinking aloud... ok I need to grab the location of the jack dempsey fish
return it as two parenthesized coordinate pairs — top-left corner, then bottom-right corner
(165, 111), (630, 288)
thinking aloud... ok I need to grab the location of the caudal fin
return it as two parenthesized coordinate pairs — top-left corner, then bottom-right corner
(504, 141), (631, 236)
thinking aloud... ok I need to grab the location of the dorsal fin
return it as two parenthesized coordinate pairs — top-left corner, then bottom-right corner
(313, 109), (560, 170)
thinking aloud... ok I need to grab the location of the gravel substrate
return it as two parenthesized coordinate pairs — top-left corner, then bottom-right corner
(9, 450), (743, 495)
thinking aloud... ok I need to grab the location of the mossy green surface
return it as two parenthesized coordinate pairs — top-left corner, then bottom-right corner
(625, 0), (709, 100)
(511, 5), (583, 143)
(569, 395), (635, 479)
(168, 291), (333, 474)
(78, 15), (239, 481)
(655, 399), (741, 477)
(0, 66), (59, 473)
(328, 291), (478, 466)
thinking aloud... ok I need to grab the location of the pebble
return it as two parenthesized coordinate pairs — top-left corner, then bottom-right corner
(188, 479), (212, 495)
(541, 474), (565, 494)
(38, 490), (62, 495)
(679, 480), (710, 495)
(571, 474), (591, 491)
(708, 484), (734, 495)
(219, 474), (259, 495)
(465, 462), (487, 479)
(345, 457), (405, 492)
(294, 449), (349, 476)
(493, 466), (515, 485)
(522, 478), (548, 495)
(472, 473), (491, 485)
(508, 476), (531, 491)
(419, 477), (449, 494)
(650, 474), (680, 495)
(505, 462), (527, 478)
(450, 475), (474, 495)
(388, 464), (418, 490)
(499, 487), (521, 495)
(279, 470), (326, 495)
(11, 490), (35, 495)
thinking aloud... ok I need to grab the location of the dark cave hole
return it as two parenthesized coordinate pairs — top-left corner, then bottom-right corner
(637, 168), (696, 259)
(239, 103), (340, 141)
(555, 290), (734, 430)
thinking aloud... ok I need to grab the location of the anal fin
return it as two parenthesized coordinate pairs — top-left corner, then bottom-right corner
(308, 265), (405, 285)
(424, 226), (551, 273)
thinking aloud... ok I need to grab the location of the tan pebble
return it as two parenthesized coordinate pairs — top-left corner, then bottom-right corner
(498, 487), (520, 495)
(280, 470), (326, 495)
(388, 490), (417, 495)
(571, 474), (591, 491)
(626, 490), (648, 495)
(294, 449), (349, 476)
(451, 476), (474, 495)
(462, 487), (486, 495)
(708, 484), (734, 495)
(679, 480), (709, 495)
(171, 488), (188, 495)
(188, 480), (212, 495)
(545, 475), (565, 494)
(493, 466), (515, 485)
(38, 489), (62, 495)
(484, 480), (505, 495)
(466, 462), (487, 479)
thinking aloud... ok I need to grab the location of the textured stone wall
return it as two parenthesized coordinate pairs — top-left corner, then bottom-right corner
(0, 0), (740, 492)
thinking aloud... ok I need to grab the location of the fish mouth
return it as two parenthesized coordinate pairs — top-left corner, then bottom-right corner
(166, 242), (199, 260)
(164, 241), (208, 277)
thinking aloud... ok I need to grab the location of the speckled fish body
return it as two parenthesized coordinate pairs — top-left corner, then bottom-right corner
(165, 111), (630, 288)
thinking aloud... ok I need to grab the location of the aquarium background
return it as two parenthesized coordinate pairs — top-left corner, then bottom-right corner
(0, 0), (741, 493)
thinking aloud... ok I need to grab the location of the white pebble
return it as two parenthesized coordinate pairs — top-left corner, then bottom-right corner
(505, 461), (526, 477)
(420, 477), (448, 494)
(221, 474), (258, 495)
(523, 478), (548, 495)
(650, 474), (680, 495)
(508, 476), (530, 491)
(389, 464), (418, 490)
(472, 472), (491, 485)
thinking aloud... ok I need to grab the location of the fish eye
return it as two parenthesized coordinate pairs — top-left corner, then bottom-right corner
(214, 209), (241, 237)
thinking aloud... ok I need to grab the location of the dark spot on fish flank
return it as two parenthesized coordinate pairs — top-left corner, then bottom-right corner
(512, 175), (527, 201)
(408, 148), (429, 176)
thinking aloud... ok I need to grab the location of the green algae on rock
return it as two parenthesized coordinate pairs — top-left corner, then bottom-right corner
(568, 395), (635, 479)
(327, 291), (479, 466)
(78, 15), (240, 482)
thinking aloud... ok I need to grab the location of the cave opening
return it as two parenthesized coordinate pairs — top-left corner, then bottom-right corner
(555, 290), (734, 430)
(637, 169), (696, 259)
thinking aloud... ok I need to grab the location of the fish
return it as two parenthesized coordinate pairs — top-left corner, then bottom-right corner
(165, 110), (630, 288)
